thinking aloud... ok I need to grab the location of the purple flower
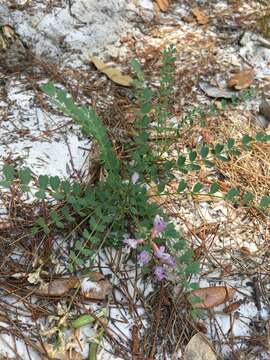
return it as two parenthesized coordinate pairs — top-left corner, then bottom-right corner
(153, 265), (166, 281)
(138, 251), (151, 265)
(124, 238), (143, 249)
(151, 215), (166, 239)
(154, 246), (176, 268)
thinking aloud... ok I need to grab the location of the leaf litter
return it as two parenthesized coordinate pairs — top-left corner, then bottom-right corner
(191, 286), (235, 309)
(91, 57), (133, 87)
(227, 68), (255, 90)
(184, 333), (217, 360)
(0, 0), (270, 360)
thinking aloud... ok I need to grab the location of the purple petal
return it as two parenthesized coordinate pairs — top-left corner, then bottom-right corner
(153, 215), (166, 234)
(154, 246), (176, 268)
(138, 251), (151, 265)
(153, 265), (166, 281)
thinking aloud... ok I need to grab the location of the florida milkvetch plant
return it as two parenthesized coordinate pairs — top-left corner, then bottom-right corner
(0, 55), (199, 290)
(0, 46), (269, 294)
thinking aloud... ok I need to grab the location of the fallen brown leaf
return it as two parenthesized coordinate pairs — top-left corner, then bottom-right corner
(91, 57), (133, 87)
(228, 69), (255, 90)
(192, 7), (209, 25)
(156, 0), (170, 12)
(33, 277), (79, 297)
(184, 333), (217, 360)
(191, 286), (235, 309)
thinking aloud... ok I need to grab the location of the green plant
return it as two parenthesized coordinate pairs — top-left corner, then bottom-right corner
(128, 47), (270, 208)
(1, 45), (269, 297)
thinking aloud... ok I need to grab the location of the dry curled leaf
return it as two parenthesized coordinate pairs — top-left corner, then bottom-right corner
(184, 333), (217, 360)
(192, 7), (209, 25)
(91, 57), (133, 86)
(191, 286), (235, 309)
(228, 69), (255, 90)
(156, 0), (170, 12)
(33, 277), (80, 297)
(81, 272), (112, 300)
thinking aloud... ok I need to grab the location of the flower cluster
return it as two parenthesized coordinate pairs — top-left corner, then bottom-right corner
(124, 215), (176, 281)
